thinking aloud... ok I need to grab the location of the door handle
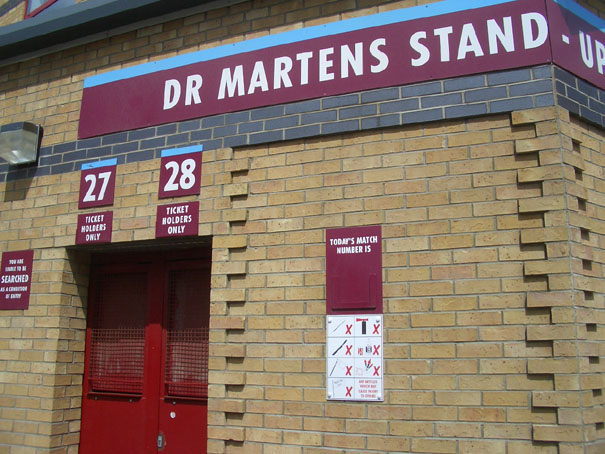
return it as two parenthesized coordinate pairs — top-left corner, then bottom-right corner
(157, 433), (165, 450)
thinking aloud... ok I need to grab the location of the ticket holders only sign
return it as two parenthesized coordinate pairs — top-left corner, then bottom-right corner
(0, 250), (34, 310)
(76, 211), (113, 245)
(79, 0), (604, 138)
(327, 315), (383, 401)
(155, 146), (202, 238)
(156, 201), (199, 238)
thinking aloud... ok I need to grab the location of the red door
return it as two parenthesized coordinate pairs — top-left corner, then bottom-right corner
(80, 252), (210, 454)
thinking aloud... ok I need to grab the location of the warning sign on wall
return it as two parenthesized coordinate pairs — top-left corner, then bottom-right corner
(0, 250), (34, 310)
(326, 314), (383, 401)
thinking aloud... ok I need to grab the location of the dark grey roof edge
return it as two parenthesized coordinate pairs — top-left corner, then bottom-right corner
(0, 0), (212, 61)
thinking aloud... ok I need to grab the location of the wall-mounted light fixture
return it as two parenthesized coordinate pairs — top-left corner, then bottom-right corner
(0, 122), (42, 165)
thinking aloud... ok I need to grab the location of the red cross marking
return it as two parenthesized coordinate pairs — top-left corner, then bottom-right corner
(373, 366), (381, 376)
(345, 386), (353, 397)
(345, 365), (353, 376)
(373, 324), (380, 335)
(345, 344), (353, 356)
(373, 345), (380, 356)
(345, 324), (352, 335)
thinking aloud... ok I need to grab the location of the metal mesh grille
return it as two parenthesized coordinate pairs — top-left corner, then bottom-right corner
(164, 267), (209, 398)
(89, 272), (147, 394)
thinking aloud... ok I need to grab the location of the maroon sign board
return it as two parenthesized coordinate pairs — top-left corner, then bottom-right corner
(76, 211), (113, 245)
(326, 225), (382, 315)
(79, 0), (604, 139)
(158, 146), (203, 199)
(78, 159), (117, 209)
(547, 0), (605, 88)
(0, 250), (34, 310)
(156, 201), (199, 238)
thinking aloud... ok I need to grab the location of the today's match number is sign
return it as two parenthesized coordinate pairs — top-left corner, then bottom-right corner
(326, 225), (382, 314)
(327, 314), (383, 401)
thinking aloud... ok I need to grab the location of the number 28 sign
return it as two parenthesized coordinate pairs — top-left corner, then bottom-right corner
(158, 145), (203, 199)
(78, 159), (117, 209)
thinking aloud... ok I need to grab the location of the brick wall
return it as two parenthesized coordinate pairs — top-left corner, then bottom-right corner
(0, 0), (24, 26)
(553, 113), (605, 453)
(205, 106), (605, 454)
(0, 65), (558, 183)
(0, 0), (604, 453)
(555, 68), (605, 129)
(1, 106), (603, 453)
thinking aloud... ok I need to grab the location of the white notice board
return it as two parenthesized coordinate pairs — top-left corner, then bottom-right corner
(326, 314), (383, 401)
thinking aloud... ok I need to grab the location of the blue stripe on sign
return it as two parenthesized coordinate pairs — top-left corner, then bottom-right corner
(553, 0), (605, 32)
(81, 158), (118, 170)
(161, 145), (204, 158)
(83, 0), (515, 88)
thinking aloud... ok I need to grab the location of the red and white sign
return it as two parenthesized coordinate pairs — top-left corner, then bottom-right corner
(0, 250), (34, 310)
(327, 314), (383, 401)
(79, 0), (604, 138)
(326, 225), (382, 314)
(156, 201), (199, 238)
(76, 211), (113, 245)
(158, 146), (202, 199)
(78, 159), (117, 209)
(547, 0), (605, 88)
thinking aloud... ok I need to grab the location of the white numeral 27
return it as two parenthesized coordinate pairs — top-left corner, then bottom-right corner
(83, 171), (112, 202)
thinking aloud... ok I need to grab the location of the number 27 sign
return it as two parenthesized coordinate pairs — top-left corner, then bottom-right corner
(79, 158), (117, 209)
(158, 145), (203, 199)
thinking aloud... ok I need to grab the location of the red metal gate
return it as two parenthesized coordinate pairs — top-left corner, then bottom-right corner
(80, 252), (210, 454)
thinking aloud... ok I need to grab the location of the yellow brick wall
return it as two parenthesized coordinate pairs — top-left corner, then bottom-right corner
(1, 0), (604, 453)
(557, 113), (605, 453)
(0, 1), (24, 27)
(1, 106), (603, 453)
(205, 106), (603, 454)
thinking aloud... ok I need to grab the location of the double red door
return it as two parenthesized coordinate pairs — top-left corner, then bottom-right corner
(80, 252), (210, 454)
